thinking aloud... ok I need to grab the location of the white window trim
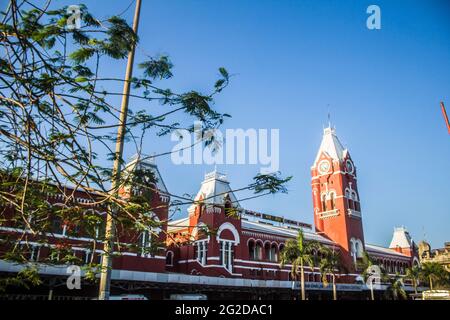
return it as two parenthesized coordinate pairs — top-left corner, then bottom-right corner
(194, 240), (208, 265)
(219, 240), (234, 272)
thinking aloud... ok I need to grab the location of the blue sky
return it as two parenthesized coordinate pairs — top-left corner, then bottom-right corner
(49, 0), (450, 248)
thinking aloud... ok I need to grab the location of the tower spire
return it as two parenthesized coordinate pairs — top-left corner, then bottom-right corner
(311, 124), (364, 271)
(327, 104), (331, 128)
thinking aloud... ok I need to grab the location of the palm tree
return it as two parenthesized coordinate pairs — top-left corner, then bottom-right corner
(420, 262), (448, 290)
(405, 266), (420, 294)
(384, 273), (407, 300)
(280, 229), (317, 300)
(318, 246), (345, 300)
(358, 251), (388, 300)
(358, 251), (376, 300)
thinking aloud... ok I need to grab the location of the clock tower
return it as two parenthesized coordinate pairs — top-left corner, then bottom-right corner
(311, 126), (365, 269)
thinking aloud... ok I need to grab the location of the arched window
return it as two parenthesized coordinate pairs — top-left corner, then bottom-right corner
(330, 192), (336, 210)
(321, 194), (327, 211)
(264, 242), (271, 261)
(356, 239), (363, 258)
(219, 241), (234, 272)
(351, 191), (360, 211)
(166, 251), (173, 266)
(350, 238), (363, 264)
(345, 190), (353, 210)
(224, 194), (232, 212)
(249, 240), (256, 260)
(217, 222), (240, 272)
(137, 212), (162, 258)
(263, 242), (278, 262)
(138, 230), (152, 257)
(348, 198), (354, 210)
(279, 243), (285, 258)
(255, 242), (263, 260)
(350, 239), (356, 260)
(270, 243), (278, 262)
(195, 240), (208, 265)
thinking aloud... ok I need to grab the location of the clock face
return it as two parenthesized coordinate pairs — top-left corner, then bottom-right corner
(318, 160), (330, 174)
(346, 160), (354, 174)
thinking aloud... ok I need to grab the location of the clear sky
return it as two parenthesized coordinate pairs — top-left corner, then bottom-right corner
(45, 0), (450, 248)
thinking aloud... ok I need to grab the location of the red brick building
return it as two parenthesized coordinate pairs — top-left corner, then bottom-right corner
(0, 126), (421, 299)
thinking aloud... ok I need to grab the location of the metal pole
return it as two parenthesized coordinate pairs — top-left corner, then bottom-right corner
(370, 281), (374, 300)
(98, 0), (142, 300)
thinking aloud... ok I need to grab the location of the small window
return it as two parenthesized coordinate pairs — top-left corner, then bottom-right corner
(321, 194), (327, 211)
(138, 230), (152, 257)
(166, 251), (173, 266)
(219, 240), (234, 272)
(255, 242), (263, 260)
(96, 221), (106, 239)
(348, 198), (354, 210)
(264, 243), (271, 261)
(330, 192), (336, 210)
(345, 190), (354, 210)
(51, 216), (64, 234)
(270, 244), (278, 262)
(224, 194), (233, 215)
(81, 250), (91, 265)
(249, 241), (256, 260)
(20, 244), (40, 262)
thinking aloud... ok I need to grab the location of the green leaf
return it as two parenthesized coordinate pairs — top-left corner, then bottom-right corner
(69, 48), (96, 64)
(138, 56), (173, 80)
(75, 76), (89, 83)
(219, 67), (229, 79)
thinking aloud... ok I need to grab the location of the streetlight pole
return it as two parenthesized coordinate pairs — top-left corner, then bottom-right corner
(98, 0), (142, 300)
